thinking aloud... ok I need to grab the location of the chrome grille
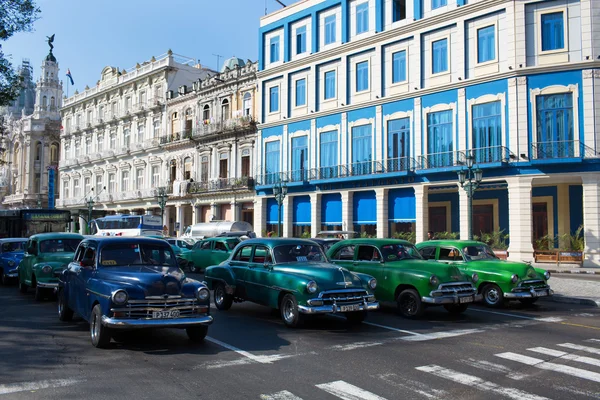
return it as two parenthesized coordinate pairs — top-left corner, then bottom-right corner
(319, 289), (371, 305)
(111, 297), (204, 319)
(514, 279), (549, 292)
(436, 282), (475, 295)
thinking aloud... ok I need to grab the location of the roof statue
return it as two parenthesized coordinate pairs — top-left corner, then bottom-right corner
(45, 34), (56, 62)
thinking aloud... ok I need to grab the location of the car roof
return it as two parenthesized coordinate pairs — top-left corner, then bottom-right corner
(335, 238), (414, 246)
(239, 238), (320, 246)
(416, 240), (484, 247)
(80, 236), (171, 246)
(30, 233), (84, 240)
(0, 238), (28, 242)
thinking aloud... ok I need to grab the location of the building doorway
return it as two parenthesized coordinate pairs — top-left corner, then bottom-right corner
(533, 202), (549, 247)
(429, 206), (447, 233)
(473, 204), (494, 236)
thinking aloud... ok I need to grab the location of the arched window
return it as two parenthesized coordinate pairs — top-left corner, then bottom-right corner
(50, 97), (55, 109)
(221, 99), (230, 121)
(42, 96), (47, 109)
(243, 92), (252, 116)
(184, 157), (192, 180)
(50, 143), (59, 162)
(185, 108), (193, 134)
(203, 105), (210, 121)
(35, 142), (42, 161)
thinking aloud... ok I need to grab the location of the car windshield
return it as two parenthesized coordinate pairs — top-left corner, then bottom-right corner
(380, 243), (423, 261)
(2, 241), (26, 252)
(99, 243), (176, 267)
(273, 244), (327, 263)
(225, 239), (240, 250)
(462, 245), (498, 261)
(39, 239), (81, 253)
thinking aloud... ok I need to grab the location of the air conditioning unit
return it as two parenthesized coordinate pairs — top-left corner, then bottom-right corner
(166, 90), (174, 99)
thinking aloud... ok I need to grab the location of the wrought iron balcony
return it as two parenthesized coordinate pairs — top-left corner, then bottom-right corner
(193, 116), (255, 137)
(531, 140), (598, 160)
(188, 176), (255, 194)
(159, 130), (193, 145)
(418, 150), (465, 169)
(470, 146), (515, 164)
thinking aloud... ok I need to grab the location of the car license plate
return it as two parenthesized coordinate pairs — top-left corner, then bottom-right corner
(152, 310), (180, 319)
(533, 290), (546, 297)
(459, 296), (473, 304)
(340, 304), (360, 312)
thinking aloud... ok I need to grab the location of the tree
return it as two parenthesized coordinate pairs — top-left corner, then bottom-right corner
(0, 0), (40, 107)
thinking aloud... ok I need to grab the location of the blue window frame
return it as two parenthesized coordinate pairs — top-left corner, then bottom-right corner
(320, 130), (338, 178)
(477, 26), (495, 63)
(291, 136), (308, 182)
(324, 70), (336, 99)
(535, 93), (574, 158)
(387, 118), (411, 171)
(541, 12), (565, 51)
(393, 0), (406, 22)
(296, 26), (307, 54)
(269, 86), (279, 113)
(352, 125), (372, 175)
(432, 39), (448, 74)
(265, 141), (280, 184)
(472, 101), (502, 163)
(324, 15), (336, 45)
(356, 61), (369, 92)
(269, 36), (280, 63)
(427, 110), (453, 167)
(356, 2), (369, 34)
(295, 79), (306, 107)
(431, 0), (447, 9)
(392, 50), (407, 83)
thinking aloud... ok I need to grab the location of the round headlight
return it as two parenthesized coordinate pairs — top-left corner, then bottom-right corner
(41, 265), (52, 274)
(7, 260), (15, 266)
(112, 290), (128, 305)
(197, 287), (210, 301)
(544, 271), (551, 280)
(306, 280), (318, 294)
(368, 278), (377, 290)
(430, 275), (439, 286)
(472, 273), (479, 283)
(511, 274), (519, 284)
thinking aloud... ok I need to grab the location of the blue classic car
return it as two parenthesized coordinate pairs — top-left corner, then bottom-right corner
(0, 238), (27, 285)
(58, 237), (213, 348)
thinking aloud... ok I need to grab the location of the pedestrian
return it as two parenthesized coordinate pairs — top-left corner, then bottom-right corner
(427, 231), (437, 240)
(267, 231), (273, 238)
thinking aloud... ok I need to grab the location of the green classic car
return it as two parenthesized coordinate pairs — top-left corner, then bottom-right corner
(18, 233), (84, 300)
(204, 238), (379, 327)
(327, 239), (482, 318)
(415, 240), (552, 307)
(181, 237), (240, 273)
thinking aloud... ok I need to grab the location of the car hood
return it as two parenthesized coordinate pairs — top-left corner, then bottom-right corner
(272, 262), (365, 290)
(467, 260), (544, 280)
(387, 259), (469, 282)
(37, 253), (75, 265)
(95, 265), (186, 296)
(2, 252), (24, 264)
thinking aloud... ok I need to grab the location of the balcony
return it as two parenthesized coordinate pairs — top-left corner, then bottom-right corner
(531, 140), (598, 160)
(418, 150), (465, 170)
(470, 146), (515, 165)
(192, 116), (255, 138)
(188, 177), (255, 194)
(159, 130), (193, 145)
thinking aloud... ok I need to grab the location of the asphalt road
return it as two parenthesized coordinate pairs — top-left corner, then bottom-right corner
(1, 275), (600, 400)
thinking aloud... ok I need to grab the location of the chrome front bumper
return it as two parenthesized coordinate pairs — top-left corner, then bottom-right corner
(422, 293), (483, 305)
(101, 315), (214, 329)
(36, 281), (59, 289)
(298, 301), (379, 315)
(4, 271), (17, 278)
(505, 287), (554, 299)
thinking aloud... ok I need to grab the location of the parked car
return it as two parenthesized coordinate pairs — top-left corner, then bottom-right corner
(415, 240), (553, 307)
(0, 238), (27, 285)
(327, 239), (482, 318)
(166, 237), (196, 251)
(58, 237), (213, 348)
(18, 233), (84, 300)
(310, 238), (342, 254)
(180, 237), (241, 273)
(204, 238), (379, 327)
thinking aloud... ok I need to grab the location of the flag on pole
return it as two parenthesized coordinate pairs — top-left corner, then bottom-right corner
(66, 69), (74, 85)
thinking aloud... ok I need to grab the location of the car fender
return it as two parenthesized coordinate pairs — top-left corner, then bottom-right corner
(32, 261), (64, 282)
(350, 272), (377, 292)
(204, 265), (237, 290)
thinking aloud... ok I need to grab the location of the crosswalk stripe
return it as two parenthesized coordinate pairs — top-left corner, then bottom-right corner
(260, 390), (304, 400)
(0, 379), (82, 395)
(557, 343), (600, 355)
(415, 365), (549, 400)
(316, 380), (387, 400)
(528, 347), (600, 368)
(400, 329), (483, 342)
(496, 352), (600, 383)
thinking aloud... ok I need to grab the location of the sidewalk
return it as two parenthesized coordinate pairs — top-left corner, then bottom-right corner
(531, 262), (599, 274)
(543, 274), (600, 307)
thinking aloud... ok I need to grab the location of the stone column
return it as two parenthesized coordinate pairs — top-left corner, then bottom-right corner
(176, 204), (184, 237)
(414, 184), (429, 243)
(191, 204), (198, 224)
(79, 215), (87, 235)
(211, 202), (218, 221)
(163, 206), (171, 236)
(556, 183), (570, 248)
(254, 197), (266, 237)
(582, 175), (600, 267)
(282, 195), (293, 238)
(310, 192), (321, 238)
(458, 185), (469, 240)
(341, 191), (353, 232)
(376, 187), (388, 238)
(506, 176), (535, 262)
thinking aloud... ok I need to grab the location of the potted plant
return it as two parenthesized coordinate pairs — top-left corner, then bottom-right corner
(558, 225), (584, 265)
(534, 234), (559, 263)
(475, 229), (509, 260)
(391, 231), (416, 244)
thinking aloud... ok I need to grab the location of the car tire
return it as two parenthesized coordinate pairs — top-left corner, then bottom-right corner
(186, 326), (208, 343)
(58, 289), (74, 322)
(444, 304), (469, 314)
(90, 304), (111, 348)
(188, 263), (199, 273)
(481, 284), (505, 308)
(213, 283), (233, 311)
(345, 311), (367, 325)
(280, 293), (303, 328)
(397, 288), (424, 318)
(519, 298), (539, 306)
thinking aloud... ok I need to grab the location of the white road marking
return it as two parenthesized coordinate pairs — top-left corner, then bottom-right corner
(586, 339), (600, 343)
(0, 379), (82, 395)
(557, 343), (600, 355)
(331, 341), (383, 351)
(260, 390), (304, 400)
(528, 347), (600, 368)
(496, 352), (600, 383)
(553, 384), (600, 399)
(377, 373), (447, 399)
(458, 358), (528, 380)
(316, 380), (388, 400)
(358, 320), (424, 336)
(415, 365), (549, 400)
(400, 329), (483, 342)
(574, 313), (595, 317)
(467, 308), (564, 322)
(205, 336), (296, 364)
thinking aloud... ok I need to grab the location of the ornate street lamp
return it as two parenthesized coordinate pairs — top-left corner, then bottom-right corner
(272, 180), (288, 237)
(457, 151), (483, 240)
(155, 186), (169, 225)
(86, 189), (95, 234)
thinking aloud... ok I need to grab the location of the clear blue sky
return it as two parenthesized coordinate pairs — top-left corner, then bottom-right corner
(3, 0), (285, 95)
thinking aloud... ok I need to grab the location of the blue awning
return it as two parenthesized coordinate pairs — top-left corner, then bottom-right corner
(321, 193), (342, 225)
(388, 188), (416, 222)
(293, 196), (311, 226)
(267, 198), (283, 224)
(353, 190), (376, 225)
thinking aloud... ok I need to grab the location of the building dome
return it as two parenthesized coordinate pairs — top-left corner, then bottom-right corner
(221, 57), (245, 72)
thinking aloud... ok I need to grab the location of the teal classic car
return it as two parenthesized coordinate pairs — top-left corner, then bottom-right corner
(180, 237), (240, 273)
(204, 238), (379, 327)
(18, 233), (84, 300)
(415, 240), (552, 307)
(327, 239), (482, 318)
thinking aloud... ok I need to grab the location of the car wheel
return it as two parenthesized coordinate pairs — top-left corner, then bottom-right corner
(90, 304), (111, 348)
(213, 283), (233, 311)
(345, 311), (367, 324)
(186, 326), (208, 343)
(280, 293), (303, 328)
(188, 263), (199, 273)
(58, 289), (74, 322)
(444, 303), (469, 314)
(519, 298), (539, 306)
(397, 288), (424, 318)
(482, 284), (505, 308)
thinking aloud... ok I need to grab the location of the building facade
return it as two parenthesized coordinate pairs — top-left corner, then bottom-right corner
(255, 0), (600, 266)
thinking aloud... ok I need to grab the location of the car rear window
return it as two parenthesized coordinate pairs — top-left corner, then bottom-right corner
(39, 239), (81, 253)
(100, 243), (175, 267)
(2, 241), (26, 252)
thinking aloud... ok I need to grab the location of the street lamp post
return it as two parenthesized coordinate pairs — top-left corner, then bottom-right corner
(272, 180), (288, 237)
(457, 151), (483, 240)
(86, 189), (95, 235)
(155, 186), (169, 228)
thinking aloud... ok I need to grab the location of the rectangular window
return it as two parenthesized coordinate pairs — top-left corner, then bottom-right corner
(265, 141), (280, 184)
(296, 25), (306, 54)
(472, 101), (502, 163)
(356, 2), (369, 34)
(153, 120), (160, 138)
(85, 140), (92, 155)
(291, 136), (308, 182)
(477, 25), (496, 63)
(392, 50), (407, 83)
(270, 36), (280, 63)
(393, 0), (406, 22)
(136, 168), (144, 189)
(535, 93), (574, 158)
(324, 15), (336, 44)
(73, 179), (80, 198)
(387, 118), (411, 171)
(108, 173), (115, 193)
(110, 133), (116, 149)
(320, 130), (338, 178)
(295, 79), (306, 106)
(427, 110), (453, 167)
(269, 86), (279, 113)
(432, 38), (448, 74)
(123, 128), (130, 147)
(356, 61), (369, 92)
(324, 70), (336, 99)
(151, 166), (160, 187)
(95, 175), (103, 193)
(97, 135), (103, 151)
(351, 125), (372, 175)
(201, 157), (209, 182)
(84, 178), (91, 196)
(137, 125), (145, 142)
(431, 0), (447, 9)
(122, 171), (129, 191)
(541, 12), (565, 51)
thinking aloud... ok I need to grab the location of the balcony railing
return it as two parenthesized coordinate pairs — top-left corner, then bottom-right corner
(159, 130), (193, 145)
(418, 150), (465, 169)
(471, 146), (514, 164)
(188, 177), (255, 194)
(531, 140), (598, 160)
(193, 116), (255, 137)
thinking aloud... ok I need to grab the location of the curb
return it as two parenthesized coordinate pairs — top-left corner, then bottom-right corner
(547, 269), (598, 274)
(545, 295), (600, 307)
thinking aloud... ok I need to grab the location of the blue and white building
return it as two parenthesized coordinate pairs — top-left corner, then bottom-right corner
(254, 0), (600, 266)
